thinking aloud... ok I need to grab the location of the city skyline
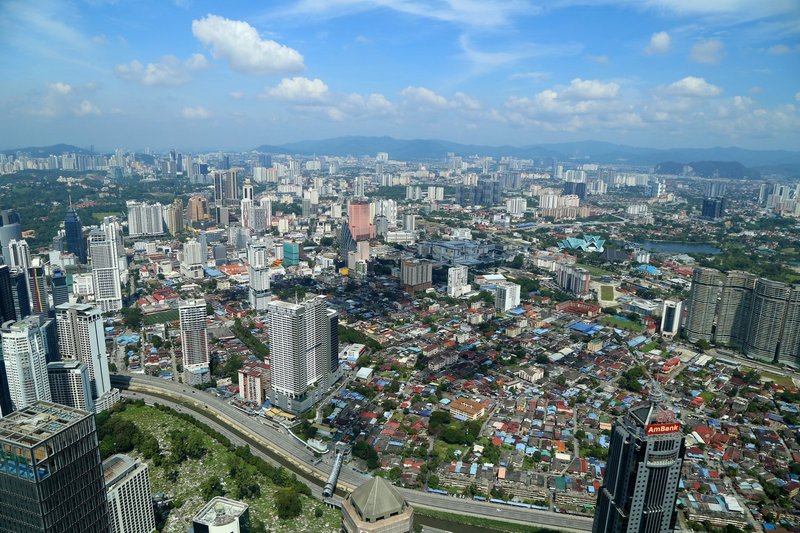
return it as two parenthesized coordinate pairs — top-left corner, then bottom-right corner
(1, 0), (799, 151)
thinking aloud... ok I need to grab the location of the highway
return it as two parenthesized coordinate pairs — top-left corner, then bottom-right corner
(111, 374), (594, 532)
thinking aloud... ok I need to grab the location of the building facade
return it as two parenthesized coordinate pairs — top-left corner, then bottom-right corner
(47, 360), (94, 412)
(0, 317), (51, 412)
(103, 454), (156, 533)
(55, 303), (111, 403)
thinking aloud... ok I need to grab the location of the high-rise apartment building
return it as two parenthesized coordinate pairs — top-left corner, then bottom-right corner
(103, 454), (156, 533)
(701, 197), (726, 220)
(0, 402), (110, 532)
(179, 299), (209, 369)
(180, 239), (204, 280)
(64, 207), (87, 263)
(88, 229), (123, 312)
(555, 263), (591, 297)
(495, 282), (521, 312)
(348, 199), (376, 241)
(187, 195), (210, 222)
(400, 259), (432, 293)
(715, 271), (757, 348)
(684, 267), (721, 343)
(126, 201), (164, 237)
(213, 170), (239, 206)
(593, 402), (685, 533)
(447, 265), (469, 298)
(47, 360), (94, 412)
(55, 303), (111, 403)
(505, 198), (527, 216)
(164, 198), (184, 236)
(267, 296), (337, 414)
(0, 317), (52, 412)
(7, 238), (31, 271)
(744, 279), (800, 365)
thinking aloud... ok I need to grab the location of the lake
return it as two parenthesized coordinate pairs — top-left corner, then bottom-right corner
(633, 241), (721, 255)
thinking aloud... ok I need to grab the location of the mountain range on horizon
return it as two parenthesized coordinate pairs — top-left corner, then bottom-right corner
(5, 137), (800, 174)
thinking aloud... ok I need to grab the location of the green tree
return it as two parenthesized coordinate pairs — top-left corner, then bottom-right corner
(275, 488), (303, 519)
(200, 477), (225, 500)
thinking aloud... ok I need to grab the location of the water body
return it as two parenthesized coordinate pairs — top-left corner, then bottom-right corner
(634, 241), (721, 255)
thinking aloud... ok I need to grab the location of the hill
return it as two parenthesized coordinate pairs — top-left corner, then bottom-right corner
(654, 161), (761, 179)
(1, 143), (93, 157)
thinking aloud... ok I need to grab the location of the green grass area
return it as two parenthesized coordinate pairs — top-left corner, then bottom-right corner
(599, 285), (615, 300)
(142, 309), (180, 325)
(639, 342), (659, 352)
(576, 263), (616, 277)
(760, 371), (795, 387)
(415, 507), (565, 533)
(91, 211), (122, 223)
(599, 315), (645, 332)
(110, 403), (339, 533)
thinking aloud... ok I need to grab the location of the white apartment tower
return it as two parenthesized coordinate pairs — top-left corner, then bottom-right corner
(240, 178), (254, 229)
(267, 296), (337, 414)
(495, 282), (521, 312)
(88, 229), (123, 312)
(179, 300), (209, 368)
(126, 201), (164, 237)
(103, 454), (157, 533)
(447, 265), (470, 298)
(47, 360), (94, 412)
(55, 303), (111, 401)
(0, 317), (51, 413)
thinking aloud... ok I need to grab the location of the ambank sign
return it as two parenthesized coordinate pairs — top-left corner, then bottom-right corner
(646, 423), (681, 435)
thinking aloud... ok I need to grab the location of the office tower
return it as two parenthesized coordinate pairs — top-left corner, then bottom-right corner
(0, 317), (52, 412)
(327, 308), (339, 376)
(192, 497), (249, 533)
(180, 299), (209, 367)
(64, 205), (87, 263)
(9, 268), (31, 321)
(715, 271), (757, 349)
(400, 260), (432, 293)
(403, 214), (415, 232)
(213, 170), (240, 206)
(0, 209), (22, 266)
(660, 299), (684, 338)
(685, 267), (721, 343)
(0, 402), (110, 532)
(267, 296), (337, 414)
(593, 403), (685, 533)
(104, 454), (156, 533)
(283, 241), (300, 266)
(447, 265), (469, 298)
(126, 201), (164, 237)
(88, 229), (123, 312)
(48, 360), (94, 412)
(563, 181), (587, 201)
(260, 197), (273, 228)
(701, 197), (726, 220)
(50, 270), (69, 309)
(27, 266), (49, 316)
(7, 239), (31, 271)
(164, 198), (184, 236)
(495, 282), (521, 312)
(348, 199), (376, 241)
(241, 178), (254, 229)
(55, 303), (111, 402)
(187, 195), (210, 222)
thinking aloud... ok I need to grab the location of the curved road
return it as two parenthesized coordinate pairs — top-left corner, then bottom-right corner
(112, 374), (593, 533)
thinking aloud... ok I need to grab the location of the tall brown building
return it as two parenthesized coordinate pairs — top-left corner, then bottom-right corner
(187, 195), (209, 222)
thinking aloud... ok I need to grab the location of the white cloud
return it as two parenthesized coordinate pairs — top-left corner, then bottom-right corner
(767, 44), (790, 54)
(508, 71), (550, 82)
(646, 31), (671, 54)
(588, 54), (609, 63)
(690, 38), (724, 64)
(75, 100), (100, 116)
(49, 82), (72, 95)
(562, 78), (620, 100)
(265, 77), (328, 101)
(796, 91), (800, 102)
(192, 14), (304, 75)
(401, 86), (451, 107)
(229, 91), (244, 100)
(91, 34), (107, 46)
(181, 106), (211, 119)
(114, 54), (209, 86)
(666, 76), (722, 97)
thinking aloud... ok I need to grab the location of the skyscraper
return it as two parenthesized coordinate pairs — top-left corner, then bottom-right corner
(27, 266), (50, 316)
(685, 267), (721, 343)
(103, 454), (156, 533)
(593, 402), (685, 533)
(55, 303), (111, 404)
(348, 199), (376, 241)
(745, 279), (798, 364)
(9, 268), (31, 322)
(267, 296), (337, 414)
(64, 206), (87, 264)
(495, 282), (521, 312)
(47, 360), (94, 412)
(7, 238), (31, 271)
(241, 177), (254, 229)
(659, 299), (683, 337)
(0, 265), (18, 323)
(50, 270), (69, 309)
(447, 265), (469, 298)
(126, 201), (164, 237)
(715, 271), (757, 349)
(88, 229), (123, 312)
(701, 197), (726, 220)
(0, 317), (52, 412)
(164, 198), (184, 236)
(0, 402), (110, 532)
(0, 209), (22, 266)
(179, 299), (209, 370)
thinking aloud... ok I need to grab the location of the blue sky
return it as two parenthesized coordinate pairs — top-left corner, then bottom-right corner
(1, 0), (799, 151)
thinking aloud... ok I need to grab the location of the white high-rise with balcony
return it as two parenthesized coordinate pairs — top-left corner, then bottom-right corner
(88, 229), (123, 312)
(0, 317), (51, 413)
(55, 303), (111, 402)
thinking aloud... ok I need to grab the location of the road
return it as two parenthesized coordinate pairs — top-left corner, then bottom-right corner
(112, 374), (594, 532)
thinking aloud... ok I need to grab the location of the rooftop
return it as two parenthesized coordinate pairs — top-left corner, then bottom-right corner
(350, 476), (407, 522)
(0, 402), (89, 448)
(193, 497), (249, 526)
(102, 453), (137, 487)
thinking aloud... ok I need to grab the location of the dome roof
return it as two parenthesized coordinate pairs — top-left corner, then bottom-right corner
(350, 477), (406, 522)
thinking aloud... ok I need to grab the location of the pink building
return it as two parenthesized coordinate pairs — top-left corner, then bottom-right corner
(238, 361), (270, 405)
(348, 199), (375, 241)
